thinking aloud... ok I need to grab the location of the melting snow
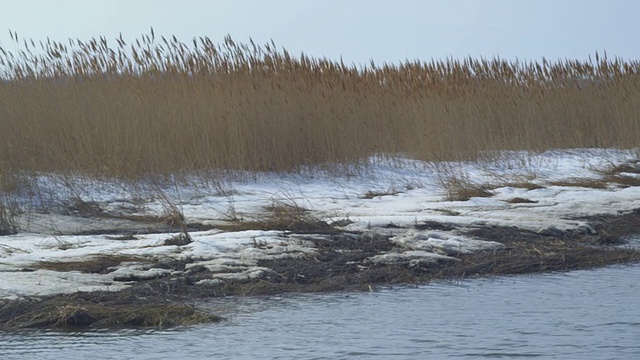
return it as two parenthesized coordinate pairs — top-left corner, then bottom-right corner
(1, 148), (639, 299)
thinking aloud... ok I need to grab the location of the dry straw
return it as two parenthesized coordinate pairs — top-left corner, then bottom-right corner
(1, 30), (639, 182)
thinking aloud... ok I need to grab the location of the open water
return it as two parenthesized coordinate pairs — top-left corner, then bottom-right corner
(2, 264), (639, 359)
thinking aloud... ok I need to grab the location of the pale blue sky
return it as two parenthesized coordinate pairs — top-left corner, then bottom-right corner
(0, 0), (638, 65)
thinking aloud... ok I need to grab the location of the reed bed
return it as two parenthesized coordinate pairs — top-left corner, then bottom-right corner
(1, 30), (639, 182)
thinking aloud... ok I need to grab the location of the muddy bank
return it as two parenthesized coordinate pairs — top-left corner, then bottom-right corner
(0, 293), (220, 329)
(191, 210), (640, 296)
(1, 209), (639, 331)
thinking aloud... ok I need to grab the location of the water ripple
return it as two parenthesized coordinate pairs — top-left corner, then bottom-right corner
(1, 264), (640, 359)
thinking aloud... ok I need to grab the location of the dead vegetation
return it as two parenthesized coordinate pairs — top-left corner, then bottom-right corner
(1, 31), (639, 235)
(0, 196), (18, 235)
(537, 158), (640, 190)
(548, 174), (640, 189)
(548, 178), (611, 189)
(442, 176), (494, 201)
(194, 210), (640, 289)
(597, 159), (640, 176)
(361, 188), (401, 199)
(32, 254), (147, 274)
(1, 31), (640, 330)
(65, 197), (104, 217)
(0, 173), (20, 235)
(607, 175), (640, 188)
(2, 209), (640, 330)
(205, 210), (640, 296)
(0, 292), (221, 329)
(450, 223), (638, 276)
(1, 31), (639, 185)
(594, 160), (640, 188)
(497, 181), (545, 191)
(216, 200), (334, 233)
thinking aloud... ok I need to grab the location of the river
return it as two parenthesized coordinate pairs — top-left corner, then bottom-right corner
(2, 264), (639, 359)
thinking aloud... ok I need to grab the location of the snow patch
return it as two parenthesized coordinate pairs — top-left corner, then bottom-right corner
(392, 231), (504, 255)
(367, 250), (457, 267)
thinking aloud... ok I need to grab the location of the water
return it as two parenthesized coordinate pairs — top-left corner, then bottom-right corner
(2, 264), (639, 360)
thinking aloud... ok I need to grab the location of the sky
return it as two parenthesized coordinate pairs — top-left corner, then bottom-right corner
(0, 0), (638, 66)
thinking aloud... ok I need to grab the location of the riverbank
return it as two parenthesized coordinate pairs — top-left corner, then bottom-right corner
(1, 149), (640, 329)
(1, 211), (638, 329)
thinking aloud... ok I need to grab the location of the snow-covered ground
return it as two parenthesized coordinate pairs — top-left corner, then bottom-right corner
(1, 148), (639, 299)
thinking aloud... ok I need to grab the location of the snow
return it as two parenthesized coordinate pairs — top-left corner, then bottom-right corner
(1, 148), (639, 299)
(0, 268), (129, 299)
(391, 231), (505, 255)
(366, 250), (458, 267)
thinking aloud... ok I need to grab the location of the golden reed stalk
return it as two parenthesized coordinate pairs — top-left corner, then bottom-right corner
(1, 30), (639, 180)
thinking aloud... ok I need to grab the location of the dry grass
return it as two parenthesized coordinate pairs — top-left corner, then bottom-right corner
(596, 160), (640, 176)
(441, 175), (547, 202)
(590, 160), (640, 188)
(217, 199), (333, 232)
(361, 188), (401, 199)
(442, 176), (494, 201)
(548, 178), (611, 189)
(607, 175), (640, 188)
(32, 254), (146, 273)
(0, 31), (638, 186)
(0, 196), (18, 235)
(497, 181), (545, 191)
(0, 295), (221, 329)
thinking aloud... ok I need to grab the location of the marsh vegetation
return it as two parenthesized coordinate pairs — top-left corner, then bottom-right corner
(1, 30), (639, 182)
(1, 31), (640, 330)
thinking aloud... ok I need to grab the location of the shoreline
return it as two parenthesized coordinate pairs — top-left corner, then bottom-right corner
(2, 150), (640, 330)
(1, 209), (639, 330)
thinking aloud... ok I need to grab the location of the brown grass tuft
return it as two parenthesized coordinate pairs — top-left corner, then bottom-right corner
(548, 179), (611, 189)
(0, 296), (221, 329)
(32, 254), (147, 273)
(443, 177), (494, 201)
(361, 188), (401, 199)
(0, 196), (19, 235)
(218, 199), (333, 232)
(498, 182), (545, 191)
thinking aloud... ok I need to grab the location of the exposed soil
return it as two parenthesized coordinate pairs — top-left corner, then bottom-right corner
(1, 209), (639, 331)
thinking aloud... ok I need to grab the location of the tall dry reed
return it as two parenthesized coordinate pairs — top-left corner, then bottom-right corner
(1, 30), (639, 182)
